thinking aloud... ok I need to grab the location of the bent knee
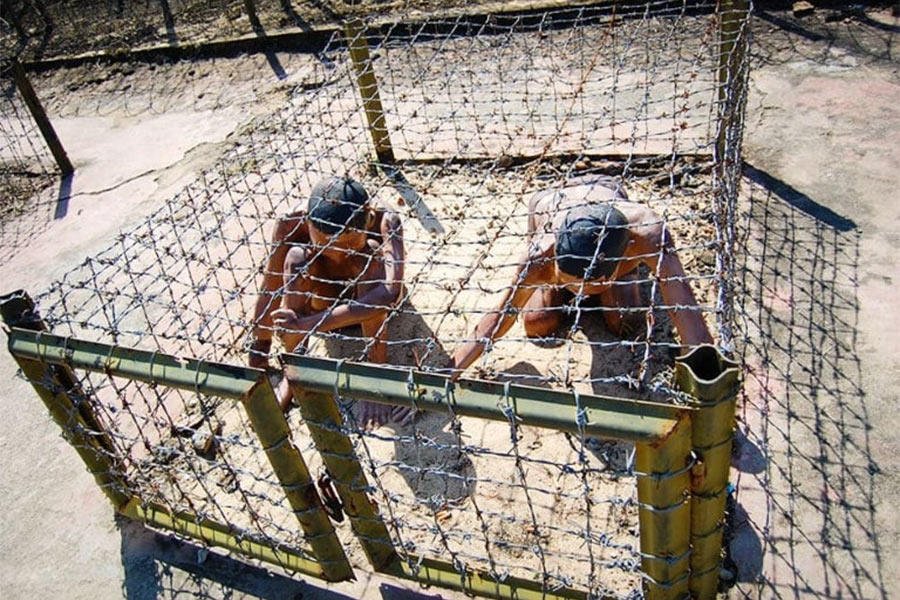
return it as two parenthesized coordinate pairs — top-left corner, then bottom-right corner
(523, 310), (562, 339)
(283, 246), (311, 279)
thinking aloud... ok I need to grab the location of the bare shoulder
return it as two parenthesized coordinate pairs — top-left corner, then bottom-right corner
(522, 231), (556, 281)
(274, 208), (308, 243)
(372, 202), (402, 235)
(613, 202), (670, 253)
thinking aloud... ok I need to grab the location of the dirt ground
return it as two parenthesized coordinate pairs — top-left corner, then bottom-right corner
(0, 5), (898, 600)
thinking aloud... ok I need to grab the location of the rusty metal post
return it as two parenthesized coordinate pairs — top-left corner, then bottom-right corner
(635, 413), (693, 599)
(284, 366), (398, 571)
(675, 345), (740, 599)
(241, 378), (355, 582)
(344, 18), (395, 164)
(0, 290), (127, 507)
(8, 59), (74, 176)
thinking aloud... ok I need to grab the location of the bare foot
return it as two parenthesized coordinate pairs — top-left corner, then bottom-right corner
(357, 401), (417, 430)
(274, 377), (296, 412)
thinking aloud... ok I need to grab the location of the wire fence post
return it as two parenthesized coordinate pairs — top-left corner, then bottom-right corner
(712, 0), (750, 351)
(715, 0), (750, 164)
(241, 378), (355, 582)
(675, 345), (740, 599)
(0, 290), (127, 507)
(344, 18), (395, 164)
(285, 367), (398, 571)
(635, 413), (692, 599)
(8, 59), (73, 176)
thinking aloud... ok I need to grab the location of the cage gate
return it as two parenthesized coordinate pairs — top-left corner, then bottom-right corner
(3, 289), (739, 599)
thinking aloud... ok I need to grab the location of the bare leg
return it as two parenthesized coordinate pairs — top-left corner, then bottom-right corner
(523, 285), (569, 342)
(597, 269), (645, 338)
(354, 251), (412, 429)
(356, 313), (411, 428)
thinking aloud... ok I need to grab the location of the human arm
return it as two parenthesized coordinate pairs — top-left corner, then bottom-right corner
(629, 222), (713, 346)
(248, 212), (306, 368)
(450, 240), (555, 377)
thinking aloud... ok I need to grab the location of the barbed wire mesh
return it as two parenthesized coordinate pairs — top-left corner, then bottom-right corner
(0, 58), (61, 264)
(2, 0), (547, 60)
(14, 3), (750, 596)
(17, 361), (328, 570)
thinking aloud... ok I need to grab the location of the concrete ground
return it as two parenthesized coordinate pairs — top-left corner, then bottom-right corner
(0, 7), (898, 600)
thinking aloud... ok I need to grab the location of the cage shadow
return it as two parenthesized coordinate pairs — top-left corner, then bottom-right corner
(743, 163), (856, 232)
(734, 176), (886, 598)
(0, 172), (59, 266)
(753, 4), (899, 68)
(118, 517), (344, 600)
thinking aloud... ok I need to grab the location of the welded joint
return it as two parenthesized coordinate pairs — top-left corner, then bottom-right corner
(261, 434), (291, 452)
(692, 561), (723, 579)
(293, 505), (323, 517)
(693, 434), (734, 452)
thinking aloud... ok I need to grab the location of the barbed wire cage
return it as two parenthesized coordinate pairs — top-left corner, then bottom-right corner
(2, 2), (751, 599)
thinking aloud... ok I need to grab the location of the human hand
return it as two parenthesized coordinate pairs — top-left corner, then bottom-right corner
(357, 401), (418, 430)
(271, 308), (305, 334)
(247, 337), (271, 369)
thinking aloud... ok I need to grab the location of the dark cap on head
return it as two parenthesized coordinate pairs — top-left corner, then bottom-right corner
(307, 175), (369, 235)
(555, 204), (629, 280)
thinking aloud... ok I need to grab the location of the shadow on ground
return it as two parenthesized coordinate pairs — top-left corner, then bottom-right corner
(753, 2), (899, 70)
(119, 517), (450, 600)
(732, 165), (886, 598)
(0, 171), (69, 266)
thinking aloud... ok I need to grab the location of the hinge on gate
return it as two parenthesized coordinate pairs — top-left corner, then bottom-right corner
(317, 471), (345, 523)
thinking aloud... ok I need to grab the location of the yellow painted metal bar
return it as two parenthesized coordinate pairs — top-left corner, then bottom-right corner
(281, 353), (687, 442)
(241, 379), (355, 582)
(382, 554), (591, 600)
(119, 497), (326, 578)
(675, 344), (741, 600)
(634, 414), (692, 600)
(345, 18), (395, 164)
(284, 379), (397, 571)
(5, 328), (260, 399)
(1, 292), (128, 508)
(3, 320), (354, 582)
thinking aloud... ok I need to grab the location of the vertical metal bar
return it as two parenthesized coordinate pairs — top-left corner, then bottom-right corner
(675, 345), (741, 599)
(715, 0), (750, 163)
(241, 378), (355, 582)
(635, 413), (692, 600)
(0, 290), (128, 508)
(9, 59), (73, 176)
(344, 18), (395, 164)
(285, 370), (398, 571)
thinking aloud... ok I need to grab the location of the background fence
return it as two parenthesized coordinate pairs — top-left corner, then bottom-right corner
(0, 56), (71, 263)
(2, 0), (589, 60)
(1, 1), (751, 598)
